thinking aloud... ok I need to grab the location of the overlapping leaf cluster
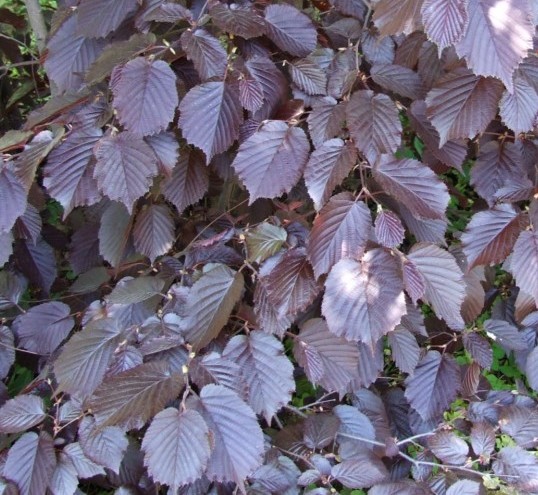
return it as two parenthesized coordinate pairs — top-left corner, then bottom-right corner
(0, 0), (538, 493)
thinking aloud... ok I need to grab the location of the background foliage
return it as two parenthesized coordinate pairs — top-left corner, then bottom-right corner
(1, 0), (538, 494)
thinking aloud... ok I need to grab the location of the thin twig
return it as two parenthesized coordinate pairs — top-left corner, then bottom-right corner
(397, 431), (436, 446)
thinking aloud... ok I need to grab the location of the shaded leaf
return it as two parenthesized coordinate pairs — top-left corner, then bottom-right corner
(0, 271), (26, 311)
(500, 76), (538, 135)
(107, 276), (165, 305)
(347, 90), (402, 164)
(3, 432), (56, 495)
(374, 155), (449, 220)
(294, 318), (360, 395)
(289, 59), (327, 95)
(304, 413), (339, 449)
(189, 384), (264, 485)
(455, 0), (533, 91)
(446, 480), (482, 495)
(0, 232), (13, 266)
(90, 361), (184, 429)
(372, 0), (424, 36)
(264, 4), (317, 57)
(428, 430), (469, 464)
(510, 230), (538, 306)
(13, 301), (74, 354)
(98, 201), (132, 268)
(370, 64), (425, 100)
(308, 193), (372, 278)
(238, 78), (264, 112)
(54, 317), (123, 398)
(463, 332), (493, 369)
(462, 205), (523, 270)
(322, 249), (406, 345)
(133, 205), (174, 262)
(375, 210), (405, 249)
(142, 408), (210, 490)
(145, 131), (179, 177)
(387, 327), (420, 374)
(307, 97), (345, 148)
(64, 442), (105, 478)
(483, 319), (527, 351)
(93, 133), (158, 213)
(304, 138), (358, 210)
(77, 0), (138, 38)
(405, 350), (461, 420)
(425, 68), (504, 145)
(407, 243), (465, 329)
(15, 237), (57, 294)
(223, 331), (294, 423)
(209, 3), (265, 39)
(178, 81), (242, 162)
(331, 456), (388, 489)
(493, 446), (538, 493)
(421, 0), (469, 52)
(181, 29), (227, 81)
(470, 422), (496, 457)
(0, 395), (46, 433)
(0, 325), (15, 379)
(0, 164), (26, 234)
(525, 346), (538, 392)
(333, 404), (376, 457)
(245, 222), (287, 263)
(184, 263), (244, 351)
(189, 352), (246, 397)
(112, 57), (178, 137)
(69, 223), (102, 275)
(232, 120), (309, 203)
(49, 454), (77, 495)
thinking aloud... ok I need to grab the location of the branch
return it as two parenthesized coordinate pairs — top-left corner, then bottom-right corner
(23, 0), (48, 54)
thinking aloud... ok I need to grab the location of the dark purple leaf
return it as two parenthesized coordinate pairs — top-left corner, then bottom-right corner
(133, 204), (174, 263)
(178, 81), (242, 162)
(44, 15), (105, 93)
(375, 210), (405, 249)
(184, 263), (244, 351)
(162, 148), (209, 213)
(425, 68), (504, 145)
(372, 0), (424, 36)
(483, 319), (527, 351)
(294, 318), (360, 395)
(455, 0), (534, 92)
(307, 97), (346, 148)
(106, 276), (165, 305)
(500, 405), (538, 448)
(264, 4), (317, 57)
(142, 408), (210, 490)
(0, 271), (26, 311)
(238, 78), (264, 112)
(13, 301), (74, 354)
(470, 422), (496, 457)
(428, 430), (469, 464)
(245, 222), (287, 263)
(405, 350), (461, 420)
(322, 249), (406, 345)
(402, 254), (427, 304)
(143, 2), (192, 22)
(188, 384), (264, 485)
(0, 395), (46, 433)
(145, 132), (179, 177)
(525, 346), (538, 392)
(69, 223), (101, 275)
(289, 59), (327, 95)
(232, 120), (309, 203)
(0, 232), (13, 266)
(264, 248), (320, 319)
(331, 455), (389, 489)
(304, 139), (357, 210)
(333, 404), (376, 458)
(308, 193), (372, 278)
(89, 361), (184, 429)
(3, 432), (56, 495)
(461, 205), (523, 270)
(15, 237), (57, 295)
(77, 0), (138, 38)
(347, 90), (402, 164)
(98, 201), (133, 268)
(209, 3), (265, 39)
(421, 0), (469, 52)
(361, 30), (395, 65)
(493, 446), (538, 493)
(370, 64), (425, 100)
(93, 133), (158, 213)
(181, 29), (227, 81)
(407, 243), (465, 330)
(54, 317), (123, 398)
(500, 76), (538, 135)
(0, 164), (26, 234)
(111, 57), (178, 137)
(64, 442), (105, 478)
(49, 453), (77, 495)
(303, 413), (339, 449)
(374, 155), (449, 220)
(387, 327), (420, 374)
(510, 230), (538, 306)
(446, 480), (482, 495)
(463, 332), (493, 369)
(189, 352), (246, 397)
(0, 325), (15, 379)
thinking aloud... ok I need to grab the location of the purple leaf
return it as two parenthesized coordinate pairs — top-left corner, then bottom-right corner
(264, 4), (317, 57)
(455, 0), (534, 92)
(188, 384), (264, 485)
(111, 57), (178, 137)
(3, 432), (56, 495)
(181, 29), (227, 81)
(375, 210), (405, 249)
(238, 78), (264, 112)
(499, 76), (538, 135)
(264, 248), (320, 319)
(407, 243), (465, 329)
(0, 271), (26, 311)
(421, 0), (469, 52)
(294, 318), (360, 395)
(44, 15), (105, 93)
(232, 120), (310, 203)
(189, 352), (246, 397)
(209, 3), (266, 39)
(322, 249), (406, 345)
(525, 346), (538, 392)
(13, 301), (74, 355)
(145, 132), (179, 177)
(308, 193), (372, 278)
(304, 413), (339, 449)
(307, 97), (346, 148)
(370, 64), (425, 100)
(425, 68), (504, 146)
(63, 442), (105, 478)
(333, 404), (376, 456)
(89, 361), (184, 429)
(93, 133), (158, 213)
(133, 204), (174, 263)
(331, 455), (389, 489)
(0, 164), (27, 234)
(15, 238), (57, 295)
(510, 230), (538, 306)
(223, 331), (295, 423)
(372, 0), (424, 36)
(184, 263), (244, 351)
(98, 201), (133, 268)
(463, 332), (493, 369)
(374, 155), (449, 220)
(0, 395), (46, 433)
(304, 139), (358, 210)
(361, 30), (395, 65)
(493, 446), (538, 493)
(77, 0), (138, 38)
(387, 328), (420, 374)
(0, 232), (13, 266)
(347, 90), (402, 164)
(461, 205), (523, 270)
(405, 350), (461, 420)
(289, 59), (327, 95)
(446, 480), (482, 495)
(106, 276), (165, 305)
(69, 223), (102, 275)
(54, 317), (123, 398)
(428, 430), (469, 464)
(470, 422), (496, 457)
(142, 408), (210, 490)
(245, 222), (287, 263)
(49, 453), (77, 495)
(484, 319), (528, 351)
(0, 325), (15, 379)
(162, 148), (209, 213)
(178, 81), (242, 162)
